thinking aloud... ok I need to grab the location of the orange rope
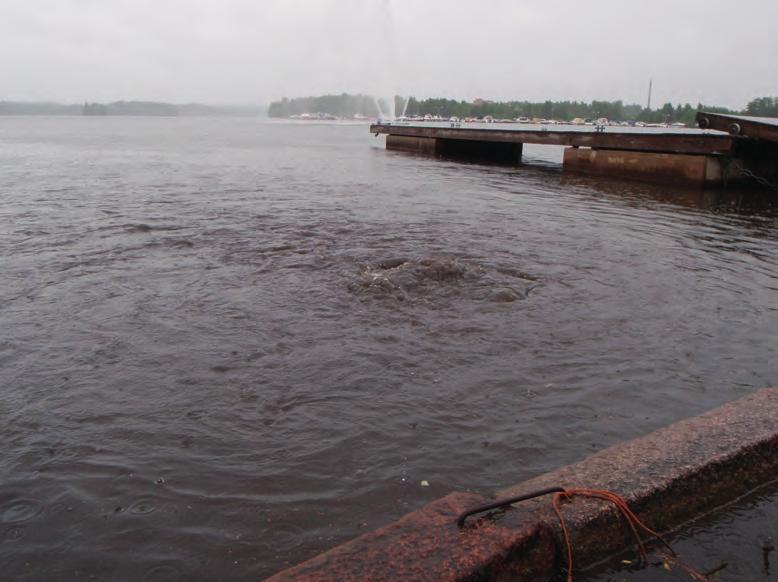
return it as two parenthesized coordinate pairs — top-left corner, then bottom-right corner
(551, 493), (574, 582)
(551, 488), (708, 582)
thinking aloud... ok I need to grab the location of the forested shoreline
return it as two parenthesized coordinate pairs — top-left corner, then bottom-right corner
(269, 94), (778, 123)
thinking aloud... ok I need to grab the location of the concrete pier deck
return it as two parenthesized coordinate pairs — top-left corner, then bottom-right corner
(373, 115), (778, 187)
(371, 121), (738, 186)
(371, 121), (736, 155)
(268, 388), (778, 581)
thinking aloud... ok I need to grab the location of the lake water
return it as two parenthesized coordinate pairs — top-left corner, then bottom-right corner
(1, 117), (776, 580)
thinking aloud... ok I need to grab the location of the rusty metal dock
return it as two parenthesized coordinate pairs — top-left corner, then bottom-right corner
(370, 113), (778, 188)
(698, 111), (778, 142)
(371, 122), (736, 155)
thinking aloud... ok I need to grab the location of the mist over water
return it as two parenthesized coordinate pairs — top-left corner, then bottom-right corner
(1, 117), (777, 579)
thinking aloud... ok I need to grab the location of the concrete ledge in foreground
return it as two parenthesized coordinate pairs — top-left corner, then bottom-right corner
(266, 388), (778, 581)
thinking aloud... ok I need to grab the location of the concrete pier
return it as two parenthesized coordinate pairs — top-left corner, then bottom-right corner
(374, 122), (735, 155)
(372, 118), (763, 187)
(268, 388), (778, 581)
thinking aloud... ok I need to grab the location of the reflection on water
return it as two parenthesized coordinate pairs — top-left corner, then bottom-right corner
(0, 118), (776, 579)
(559, 173), (778, 214)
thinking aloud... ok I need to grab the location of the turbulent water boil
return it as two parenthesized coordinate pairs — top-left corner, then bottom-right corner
(1, 118), (777, 580)
(349, 257), (534, 303)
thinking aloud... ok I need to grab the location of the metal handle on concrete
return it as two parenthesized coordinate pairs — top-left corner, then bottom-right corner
(456, 486), (566, 527)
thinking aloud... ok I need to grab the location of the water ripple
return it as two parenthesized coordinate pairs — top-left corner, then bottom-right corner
(0, 118), (776, 580)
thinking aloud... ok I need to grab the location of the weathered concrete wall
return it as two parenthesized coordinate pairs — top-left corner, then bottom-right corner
(267, 388), (778, 581)
(563, 147), (724, 186)
(496, 387), (778, 567)
(268, 492), (558, 582)
(386, 134), (439, 155)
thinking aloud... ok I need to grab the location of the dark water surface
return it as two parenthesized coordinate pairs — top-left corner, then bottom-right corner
(1, 117), (776, 580)
(584, 482), (778, 581)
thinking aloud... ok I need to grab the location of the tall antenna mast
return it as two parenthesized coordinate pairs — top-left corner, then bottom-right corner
(647, 78), (653, 110)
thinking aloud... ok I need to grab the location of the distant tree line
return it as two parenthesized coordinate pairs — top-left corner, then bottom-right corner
(268, 94), (384, 118)
(268, 94), (778, 124)
(0, 101), (82, 115)
(0, 100), (266, 117)
(402, 98), (736, 125)
(83, 101), (179, 116)
(745, 97), (778, 117)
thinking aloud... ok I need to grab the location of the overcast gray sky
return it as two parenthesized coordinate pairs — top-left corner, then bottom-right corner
(1, 0), (775, 108)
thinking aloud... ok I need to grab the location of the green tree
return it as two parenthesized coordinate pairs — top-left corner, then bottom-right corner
(745, 97), (778, 117)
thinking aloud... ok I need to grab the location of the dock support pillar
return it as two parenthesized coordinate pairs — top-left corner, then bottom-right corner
(563, 147), (724, 187)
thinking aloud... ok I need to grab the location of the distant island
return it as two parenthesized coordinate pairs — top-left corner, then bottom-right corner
(268, 93), (778, 125)
(0, 100), (266, 117)
(268, 94), (383, 120)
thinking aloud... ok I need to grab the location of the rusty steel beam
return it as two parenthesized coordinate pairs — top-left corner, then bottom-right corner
(696, 111), (778, 143)
(370, 123), (736, 155)
(563, 148), (724, 186)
